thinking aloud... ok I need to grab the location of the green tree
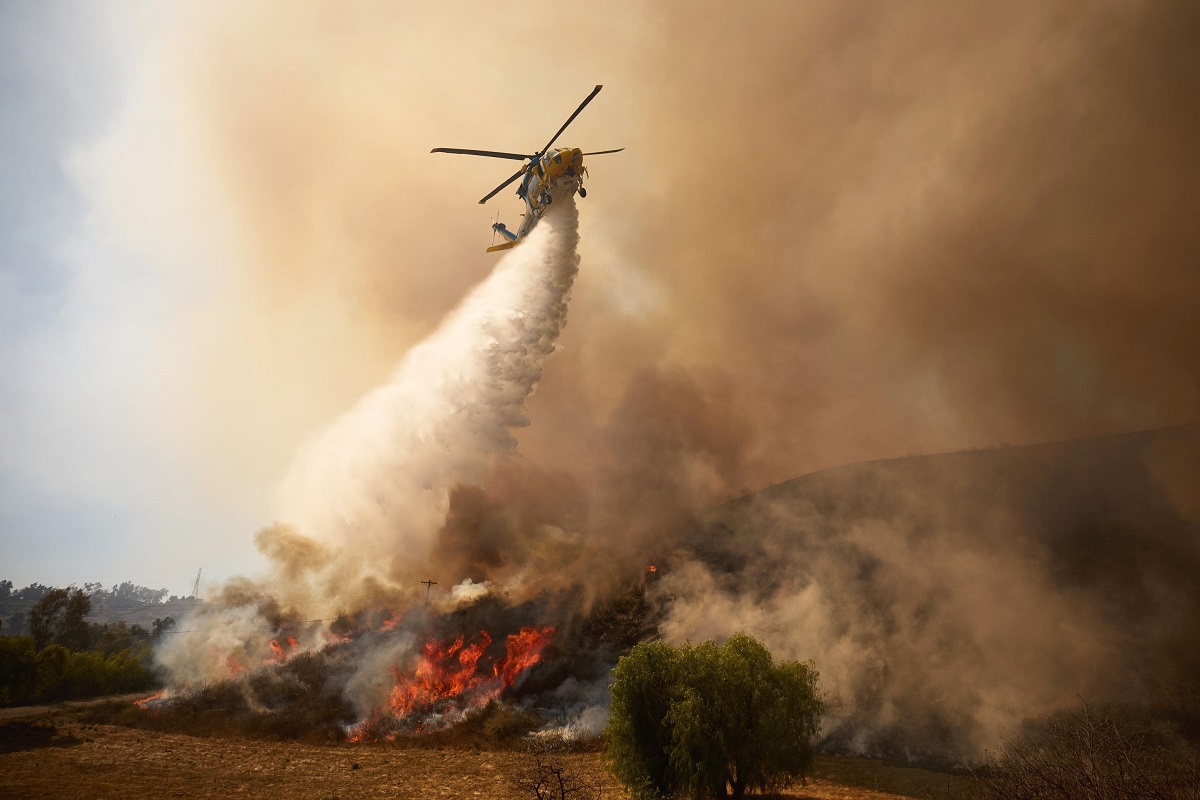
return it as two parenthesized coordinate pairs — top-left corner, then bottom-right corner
(35, 644), (70, 697)
(0, 633), (157, 706)
(0, 636), (38, 705)
(606, 633), (825, 800)
(29, 588), (91, 651)
(92, 622), (135, 657)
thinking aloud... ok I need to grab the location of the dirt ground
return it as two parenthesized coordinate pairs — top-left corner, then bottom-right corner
(0, 710), (970, 800)
(0, 693), (148, 722)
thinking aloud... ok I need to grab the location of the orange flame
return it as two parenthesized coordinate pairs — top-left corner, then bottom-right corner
(647, 564), (658, 574)
(226, 653), (247, 675)
(387, 630), (493, 717)
(264, 635), (301, 665)
(492, 626), (555, 687)
(135, 690), (166, 709)
(347, 711), (382, 743)
(352, 625), (555, 740)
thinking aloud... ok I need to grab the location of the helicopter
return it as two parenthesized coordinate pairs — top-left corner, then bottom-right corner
(432, 85), (623, 253)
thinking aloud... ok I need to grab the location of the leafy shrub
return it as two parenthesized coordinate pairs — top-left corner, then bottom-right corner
(0, 636), (37, 706)
(35, 644), (70, 698)
(0, 636), (156, 706)
(606, 633), (825, 800)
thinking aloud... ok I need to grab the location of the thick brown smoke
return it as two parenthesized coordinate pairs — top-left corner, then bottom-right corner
(133, 1), (1200, 492)
(117, 1), (1200, 753)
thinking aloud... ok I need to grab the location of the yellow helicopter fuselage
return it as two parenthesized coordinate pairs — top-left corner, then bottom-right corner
(431, 85), (620, 252)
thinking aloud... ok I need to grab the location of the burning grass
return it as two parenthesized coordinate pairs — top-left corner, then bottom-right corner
(348, 625), (555, 742)
(101, 588), (650, 749)
(80, 650), (354, 744)
(79, 623), (563, 748)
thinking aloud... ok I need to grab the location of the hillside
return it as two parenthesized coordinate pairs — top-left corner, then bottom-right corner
(672, 425), (1200, 760)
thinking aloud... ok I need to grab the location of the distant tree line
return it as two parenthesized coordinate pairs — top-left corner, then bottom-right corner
(0, 585), (171, 706)
(0, 579), (193, 635)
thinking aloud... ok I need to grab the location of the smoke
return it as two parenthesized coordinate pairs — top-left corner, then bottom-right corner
(156, 190), (580, 689)
(66, 1), (1198, 543)
(518, 0), (1200, 484)
(273, 187), (579, 593)
(648, 427), (1200, 758)
(62, 0), (1199, 759)
(428, 367), (751, 605)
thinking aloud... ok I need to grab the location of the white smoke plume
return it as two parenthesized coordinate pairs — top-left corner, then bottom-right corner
(450, 578), (492, 605)
(277, 191), (580, 577)
(156, 189), (581, 688)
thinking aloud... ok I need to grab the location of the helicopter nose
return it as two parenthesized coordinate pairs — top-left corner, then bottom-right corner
(563, 149), (584, 175)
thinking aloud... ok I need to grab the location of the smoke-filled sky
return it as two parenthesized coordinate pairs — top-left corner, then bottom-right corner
(2, 0), (1197, 595)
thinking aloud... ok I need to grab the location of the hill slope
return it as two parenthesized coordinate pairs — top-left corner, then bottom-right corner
(660, 426), (1200, 760)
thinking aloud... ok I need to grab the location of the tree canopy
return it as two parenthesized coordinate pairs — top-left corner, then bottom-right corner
(29, 588), (91, 652)
(606, 633), (825, 800)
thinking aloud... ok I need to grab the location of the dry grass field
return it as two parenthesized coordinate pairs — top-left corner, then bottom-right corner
(0, 707), (973, 800)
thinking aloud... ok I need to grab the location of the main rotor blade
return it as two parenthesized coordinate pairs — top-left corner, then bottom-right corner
(582, 148), (625, 156)
(431, 148), (532, 160)
(539, 85), (603, 156)
(479, 168), (525, 205)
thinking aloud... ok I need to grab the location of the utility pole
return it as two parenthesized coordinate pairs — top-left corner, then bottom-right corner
(192, 568), (202, 600)
(421, 579), (437, 604)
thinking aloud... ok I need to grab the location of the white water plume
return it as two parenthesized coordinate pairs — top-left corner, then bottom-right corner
(156, 192), (580, 688)
(275, 190), (581, 587)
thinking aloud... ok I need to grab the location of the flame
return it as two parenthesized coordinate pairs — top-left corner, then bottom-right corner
(492, 626), (555, 686)
(351, 625), (555, 740)
(135, 690), (166, 709)
(647, 564), (657, 574)
(226, 653), (247, 675)
(387, 631), (493, 717)
(346, 712), (382, 743)
(264, 635), (300, 664)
